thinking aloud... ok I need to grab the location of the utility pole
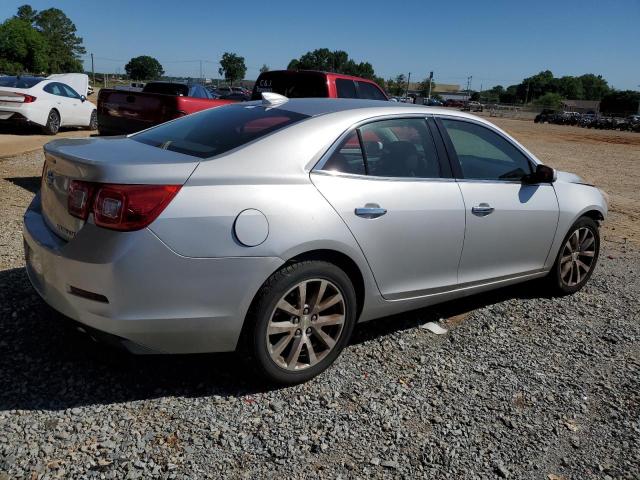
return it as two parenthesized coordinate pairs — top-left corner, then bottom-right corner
(405, 72), (411, 100)
(524, 81), (530, 105)
(427, 71), (433, 100)
(466, 75), (472, 101)
(91, 53), (95, 87)
(199, 60), (203, 84)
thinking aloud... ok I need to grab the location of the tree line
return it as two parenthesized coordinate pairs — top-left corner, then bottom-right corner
(0, 4), (85, 74)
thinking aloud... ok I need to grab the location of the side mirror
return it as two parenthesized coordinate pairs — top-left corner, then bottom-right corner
(80, 95), (86, 102)
(524, 164), (556, 184)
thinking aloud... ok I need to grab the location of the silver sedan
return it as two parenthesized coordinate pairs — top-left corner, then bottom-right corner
(23, 96), (607, 383)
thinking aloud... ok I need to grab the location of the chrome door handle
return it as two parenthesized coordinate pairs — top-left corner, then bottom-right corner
(471, 203), (495, 216)
(355, 205), (387, 219)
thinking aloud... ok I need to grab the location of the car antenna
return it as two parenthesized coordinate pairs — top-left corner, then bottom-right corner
(262, 92), (288, 108)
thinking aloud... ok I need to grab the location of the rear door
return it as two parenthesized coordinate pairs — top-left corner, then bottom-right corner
(43, 82), (75, 125)
(437, 117), (559, 284)
(311, 116), (465, 299)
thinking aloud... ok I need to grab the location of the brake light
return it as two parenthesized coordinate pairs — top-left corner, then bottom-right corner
(0, 93), (37, 103)
(67, 182), (180, 231)
(68, 180), (96, 220)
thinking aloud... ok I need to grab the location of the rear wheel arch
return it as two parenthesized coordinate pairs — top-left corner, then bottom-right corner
(284, 249), (365, 318)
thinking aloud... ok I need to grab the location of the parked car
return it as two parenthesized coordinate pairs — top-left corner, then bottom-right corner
(443, 99), (464, 108)
(251, 70), (388, 101)
(24, 96), (607, 384)
(0, 75), (97, 134)
(97, 81), (234, 135)
(423, 98), (443, 106)
(534, 109), (556, 123)
(462, 101), (484, 112)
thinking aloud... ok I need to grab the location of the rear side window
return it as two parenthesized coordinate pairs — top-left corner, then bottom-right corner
(357, 81), (387, 100)
(336, 79), (358, 98)
(440, 119), (533, 180)
(252, 72), (328, 99)
(322, 131), (366, 175)
(44, 83), (65, 96)
(360, 118), (442, 178)
(132, 105), (309, 158)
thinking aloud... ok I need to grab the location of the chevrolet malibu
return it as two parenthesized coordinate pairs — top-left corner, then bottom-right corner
(23, 95), (607, 384)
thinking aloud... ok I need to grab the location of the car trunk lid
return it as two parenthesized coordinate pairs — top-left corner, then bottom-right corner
(41, 136), (199, 241)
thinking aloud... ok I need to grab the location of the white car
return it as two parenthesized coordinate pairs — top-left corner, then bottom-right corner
(0, 75), (97, 135)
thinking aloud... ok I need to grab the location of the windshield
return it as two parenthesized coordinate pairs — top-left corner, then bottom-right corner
(252, 72), (328, 100)
(0, 76), (44, 88)
(132, 104), (310, 159)
(143, 82), (189, 96)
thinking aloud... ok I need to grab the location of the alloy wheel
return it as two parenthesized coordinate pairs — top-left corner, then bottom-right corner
(266, 278), (346, 371)
(559, 227), (596, 286)
(49, 111), (59, 132)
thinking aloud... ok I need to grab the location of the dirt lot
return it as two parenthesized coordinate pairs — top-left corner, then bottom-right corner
(0, 118), (638, 478)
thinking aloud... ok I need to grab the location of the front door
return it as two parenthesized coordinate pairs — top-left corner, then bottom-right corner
(311, 117), (466, 300)
(437, 117), (559, 284)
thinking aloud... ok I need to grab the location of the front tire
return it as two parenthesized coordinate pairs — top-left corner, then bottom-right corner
(548, 217), (600, 295)
(244, 261), (357, 385)
(43, 109), (60, 135)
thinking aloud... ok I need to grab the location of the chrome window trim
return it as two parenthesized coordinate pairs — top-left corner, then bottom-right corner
(311, 169), (457, 183)
(313, 113), (449, 181)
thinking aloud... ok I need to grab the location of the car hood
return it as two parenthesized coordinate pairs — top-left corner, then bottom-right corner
(555, 170), (591, 186)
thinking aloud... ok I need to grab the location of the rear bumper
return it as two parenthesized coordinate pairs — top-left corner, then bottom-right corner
(23, 193), (283, 354)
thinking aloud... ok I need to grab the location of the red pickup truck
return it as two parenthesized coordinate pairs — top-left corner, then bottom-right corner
(97, 82), (233, 135)
(251, 70), (388, 101)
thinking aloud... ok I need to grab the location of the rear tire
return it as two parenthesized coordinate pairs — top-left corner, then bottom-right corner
(243, 261), (357, 385)
(43, 109), (60, 135)
(548, 217), (600, 295)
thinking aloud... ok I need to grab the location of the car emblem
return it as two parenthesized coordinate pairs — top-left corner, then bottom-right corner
(45, 169), (55, 187)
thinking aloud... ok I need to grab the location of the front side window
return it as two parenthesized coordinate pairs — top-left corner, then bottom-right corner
(336, 79), (358, 99)
(359, 118), (441, 178)
(252, 72), (328, 99)
(357, 81), (387, 100)
(61, 84), (81, 99)
(132, 104), (309, 159)
(441, 119), (533, 180)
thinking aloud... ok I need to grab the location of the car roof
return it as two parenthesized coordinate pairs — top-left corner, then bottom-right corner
(258, 69), (379, 83)
(243, 97), (487, 122)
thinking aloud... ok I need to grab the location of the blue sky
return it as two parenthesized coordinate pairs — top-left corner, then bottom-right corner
(2, 0), (639, 90)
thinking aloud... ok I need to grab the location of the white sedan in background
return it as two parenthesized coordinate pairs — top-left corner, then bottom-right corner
(0, 75), (97, 134)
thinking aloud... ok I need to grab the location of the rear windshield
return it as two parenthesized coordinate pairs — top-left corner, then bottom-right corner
(0, 76), (44, 88)
(143, 82), (189, 96)
(252, 72), (328, 100)
(132, 104), (310, 158)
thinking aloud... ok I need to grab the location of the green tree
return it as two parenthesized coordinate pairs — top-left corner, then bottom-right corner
(0, 17), (48, 74)
(556, 76), (584, 99)
(15, 4), (38, 23)
(218, 52), (246, 85)
(534, 92), (564, 109)
(125, 55), (164, 80)
(259, 64), (269, 74)
(578, 74), (610, 100)
(34, 7), (86, 72)
(287, 48), (379, 80)
(600, 90), (640, 115)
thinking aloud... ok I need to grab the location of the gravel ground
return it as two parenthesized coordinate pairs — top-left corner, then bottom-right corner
(1, 131), (639, 479)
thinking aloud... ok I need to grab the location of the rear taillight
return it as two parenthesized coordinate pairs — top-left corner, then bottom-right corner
(67, 181), (180, 231)
(68, 180), (96, 220)
(0, 93), (37, 103)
